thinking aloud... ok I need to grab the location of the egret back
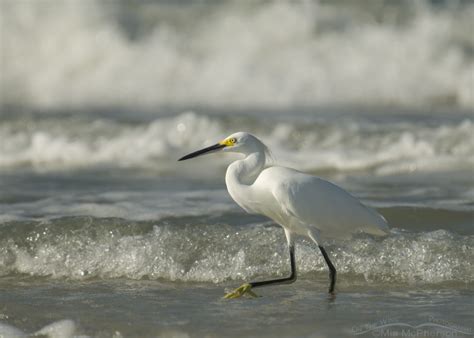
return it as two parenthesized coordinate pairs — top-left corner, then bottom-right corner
(254, 167), (389, 239)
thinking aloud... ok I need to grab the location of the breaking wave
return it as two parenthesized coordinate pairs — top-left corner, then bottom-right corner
(0, 216), (472, 285)
(1, 0), (473, 109)
(0, 112), (472, 175)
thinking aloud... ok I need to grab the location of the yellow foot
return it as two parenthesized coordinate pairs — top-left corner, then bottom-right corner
(223, 283), (259, 299)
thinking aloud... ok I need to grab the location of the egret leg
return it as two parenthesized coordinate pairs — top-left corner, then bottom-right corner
(319, 246), (336, 294)
(251, 243), (297, 288)
(223, 228), (296, 299)
(308, 230), (337, 294)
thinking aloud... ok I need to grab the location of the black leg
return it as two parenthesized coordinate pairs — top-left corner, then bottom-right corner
(223, 238), (297, 299)
(319, 246), (336, 294)
(250, 244), (297, 288)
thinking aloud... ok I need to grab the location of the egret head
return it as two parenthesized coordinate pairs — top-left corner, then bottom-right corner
(178, 132), (269, 161)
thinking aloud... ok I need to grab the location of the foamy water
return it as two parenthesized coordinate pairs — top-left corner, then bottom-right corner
(1, 216), (472, 285)
(2, 1), (473, 109)
(0, 320), (77, 338)
(1, 111), (473, 175)
(0, 109), (472, 287)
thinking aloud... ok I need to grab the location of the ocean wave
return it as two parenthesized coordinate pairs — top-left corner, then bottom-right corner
(1, 1), (473, 109)
(0, 216), (472, 285)
(0, 112), (472, 175)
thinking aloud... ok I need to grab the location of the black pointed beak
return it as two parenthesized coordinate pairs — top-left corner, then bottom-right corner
(178, 143), (226, 161)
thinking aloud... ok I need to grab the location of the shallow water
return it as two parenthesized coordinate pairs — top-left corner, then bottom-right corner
(0, 158), (473, 336)
(1, 279), (473, 337)
(1, 107), (473, 336)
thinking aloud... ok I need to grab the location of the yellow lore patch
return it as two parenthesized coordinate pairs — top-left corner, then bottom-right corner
(219, 138), (237, 147)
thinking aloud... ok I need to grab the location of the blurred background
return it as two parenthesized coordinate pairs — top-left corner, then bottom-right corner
(1, 0), (473, 176)
(2, 0), (474, 109)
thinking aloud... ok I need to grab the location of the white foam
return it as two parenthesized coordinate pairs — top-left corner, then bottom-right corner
(0, 112), (473, 175)
(0, 323), (26, 338)
(34, 320), (77, 338)
(1, 1), (473, 109)
(0, 112), (222, 170)
(1, 220), (472, 285)
(0, 320), (77, 338)
(268, 118), (474, 175)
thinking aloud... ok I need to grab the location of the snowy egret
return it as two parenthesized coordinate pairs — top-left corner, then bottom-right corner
(179, 132), (389, 298)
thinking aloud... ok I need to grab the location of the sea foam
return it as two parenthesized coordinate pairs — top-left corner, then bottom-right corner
(0, 217), (472, 285)
(0, 112), (472, 175)
(0, 319), (77, 338)
(1, 1), (473, 109)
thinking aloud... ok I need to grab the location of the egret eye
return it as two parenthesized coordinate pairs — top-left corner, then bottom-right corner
(231, 138), (237, 144)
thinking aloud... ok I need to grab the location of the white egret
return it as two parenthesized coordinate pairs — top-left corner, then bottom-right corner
(179, 132), (389, 298)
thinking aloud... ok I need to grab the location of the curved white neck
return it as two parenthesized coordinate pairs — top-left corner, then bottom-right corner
(225, 152), (266, 213)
